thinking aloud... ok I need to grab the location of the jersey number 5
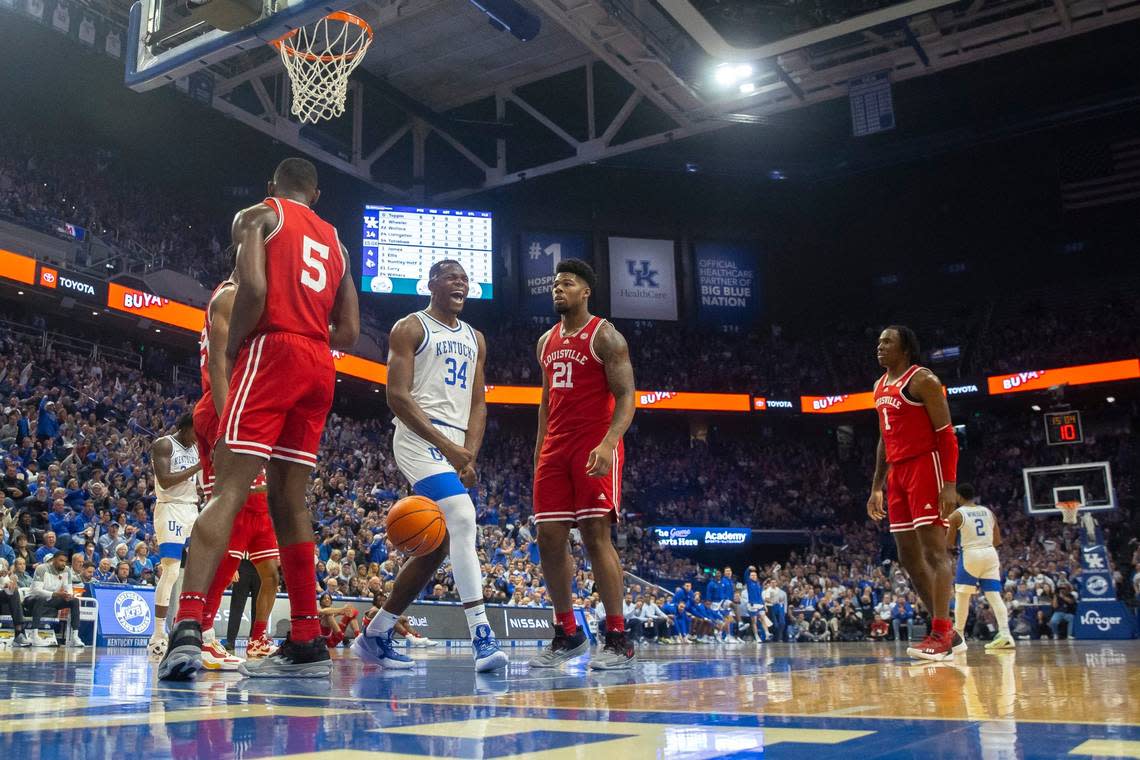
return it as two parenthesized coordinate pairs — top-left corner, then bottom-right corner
(300, 236), (330, 293)
(552, 361), (574, 389)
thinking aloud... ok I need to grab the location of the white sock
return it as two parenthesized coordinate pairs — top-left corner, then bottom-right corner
(465, 604), (491, 639)
(437, 494), (483, 603)
(984, 591), (1010, 637)
(954, 590), (973, 634)
(202, 627), (216, 643)
(366, 609), (400, 636)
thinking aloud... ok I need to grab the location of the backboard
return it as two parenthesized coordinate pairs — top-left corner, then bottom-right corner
(1022, 462), (1115, 516)
(126, 0), (340, 91)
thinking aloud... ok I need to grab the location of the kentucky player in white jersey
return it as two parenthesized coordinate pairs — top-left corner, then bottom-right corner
(353, 259), (508, 672)
(947, 483), (1015, 650)
(148, 414), (202, 656)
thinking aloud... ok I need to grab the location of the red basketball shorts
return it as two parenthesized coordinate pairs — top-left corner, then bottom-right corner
(219, 332), (335, 467)
(227, 492), (278, 562)
(533, 433), (623, 524)
(886, 451), (949, 533)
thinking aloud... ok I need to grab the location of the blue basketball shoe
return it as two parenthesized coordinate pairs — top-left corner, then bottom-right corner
(351, 628), (415, 669)
(472, 624), (509, 672)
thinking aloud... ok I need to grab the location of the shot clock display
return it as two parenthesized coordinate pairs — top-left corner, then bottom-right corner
(1044, 411), (1083, 445)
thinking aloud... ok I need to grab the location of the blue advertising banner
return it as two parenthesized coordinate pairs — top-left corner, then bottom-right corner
(694, 241), (760, 325)
(1075, 601), (1139, 639)
(92, 583), (155, 643)
(521, 232), (588, 315)
(652, 526), (752, 548)
(1079, 543), (1116, 601)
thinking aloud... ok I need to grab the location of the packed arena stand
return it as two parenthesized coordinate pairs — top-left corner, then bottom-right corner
(2, 303), (1136, 649)
(4, 129), (1140, 395)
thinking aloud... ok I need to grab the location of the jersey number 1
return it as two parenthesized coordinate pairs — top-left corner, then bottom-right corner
(300, 236), (330, 293)
(881, 408), (891, 430)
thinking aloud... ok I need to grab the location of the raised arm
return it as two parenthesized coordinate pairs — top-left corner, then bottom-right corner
(329, 242), (360, 351)
(150, 437), (200, 490)
(534, 330), (551, 471)
(207, 284), (236, 417)
(459, 330), (487, 488)
(385, 315), (472, 473)
(225, 204), (277, 363)
(586, 321), (636, 477)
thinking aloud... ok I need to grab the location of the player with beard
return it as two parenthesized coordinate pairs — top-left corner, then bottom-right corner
(529, 259), (637, 670)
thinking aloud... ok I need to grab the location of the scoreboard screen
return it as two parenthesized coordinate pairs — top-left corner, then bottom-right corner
(360, 204), (493, 299)
(1044, 411), (1083, 445)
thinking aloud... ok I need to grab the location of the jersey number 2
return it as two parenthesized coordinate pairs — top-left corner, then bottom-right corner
(974, 518), (986, 536)
(300, 236), (330, 293)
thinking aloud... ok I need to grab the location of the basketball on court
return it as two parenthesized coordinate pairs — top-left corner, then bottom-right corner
(386, 495), (446, 557)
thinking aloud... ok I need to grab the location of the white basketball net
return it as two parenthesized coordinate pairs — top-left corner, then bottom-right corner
(274, 13), (373, 124)
(1057, 500), (1081, 524)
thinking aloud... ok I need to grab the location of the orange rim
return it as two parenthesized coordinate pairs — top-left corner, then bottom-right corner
(271, 11), (373, 63)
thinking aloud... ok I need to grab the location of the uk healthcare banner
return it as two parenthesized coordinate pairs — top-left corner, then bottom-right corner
(521, 231), (588, 315)
(694, 241), (760, 325)
(608, 237), (678, 321)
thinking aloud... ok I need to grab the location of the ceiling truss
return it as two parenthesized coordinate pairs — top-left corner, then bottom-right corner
(204, 0), (1140, 201)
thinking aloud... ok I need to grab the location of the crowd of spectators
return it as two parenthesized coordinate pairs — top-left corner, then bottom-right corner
(2, 303), (1136, 650)
(2, 130), (1139, 395)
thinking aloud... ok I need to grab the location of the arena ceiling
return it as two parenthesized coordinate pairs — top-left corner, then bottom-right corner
(89, 0), (1140, 199)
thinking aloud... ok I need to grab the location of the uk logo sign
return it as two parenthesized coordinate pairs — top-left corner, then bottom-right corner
(627, 260), (659, 288)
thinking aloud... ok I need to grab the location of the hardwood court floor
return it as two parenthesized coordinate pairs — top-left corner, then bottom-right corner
(0, 639), (1136, 758)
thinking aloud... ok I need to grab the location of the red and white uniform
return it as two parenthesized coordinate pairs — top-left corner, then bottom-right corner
(219, 197), (345, 467)
(194, 279), (277, 562)
(533, 315), (623, 524)
(194, 279), (235, 498)
(874, 365), (949, 533)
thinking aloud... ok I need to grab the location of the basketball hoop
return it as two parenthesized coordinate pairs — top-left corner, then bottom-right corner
(1057, 500), (1081, 524)
(271, 12), (373, 124)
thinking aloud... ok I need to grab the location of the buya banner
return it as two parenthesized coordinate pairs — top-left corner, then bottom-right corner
(608, 237), (678, 321)
(521, 232), (588, 315)
(695, 241), (760, 325)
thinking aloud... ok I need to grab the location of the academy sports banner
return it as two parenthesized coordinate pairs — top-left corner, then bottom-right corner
(521, 231), (588, 315)
(608, 237), (678, 321)
(694, 241), (760, 324)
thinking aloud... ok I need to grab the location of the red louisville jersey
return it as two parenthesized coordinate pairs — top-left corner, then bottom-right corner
(199, 279), (235, 404)
(541, 315), (614, 440)
(874, 364), (936, 463)
(253, 197), (345, 343)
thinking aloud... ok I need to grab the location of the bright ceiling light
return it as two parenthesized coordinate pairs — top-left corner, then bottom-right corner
(739, 82), (756, 94)
(734, 64), (753, 79)
(1106, 396), (1115, 403)
(1031, 404), (1041, 411)
(714, 64), (736, 86)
